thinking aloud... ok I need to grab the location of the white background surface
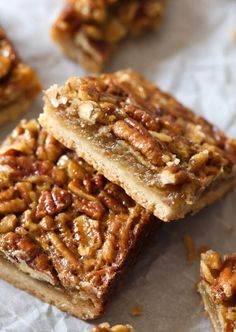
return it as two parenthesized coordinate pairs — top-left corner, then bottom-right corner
(0, 0), (236, 331)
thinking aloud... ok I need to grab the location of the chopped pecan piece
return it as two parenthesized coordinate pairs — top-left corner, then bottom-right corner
(104, 183), (133, 208)
(0, 214), (18, 233)
(47, 232), (78, 267)
(83, 174), (105, 193)
(92, 323), (135, 332)
(73, 215), (102, 256)
(2, 232), (40, 261)
(0, 198), (27, 215)
(99, 190), (127, 213)
(212, 257), (236, 304)
(69, 180), (105, 219)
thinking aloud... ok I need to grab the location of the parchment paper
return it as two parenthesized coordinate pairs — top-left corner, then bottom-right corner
(0, 0), (236, 331)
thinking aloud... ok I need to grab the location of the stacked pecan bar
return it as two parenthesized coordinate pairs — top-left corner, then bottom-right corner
(52, 0), (165, 71)
(0, 119), (154, 319)
(1, 69), (236, 321)
(40, 69), (236, 221)
(199, 250), (236, 332)
(0, 26), (41, 124)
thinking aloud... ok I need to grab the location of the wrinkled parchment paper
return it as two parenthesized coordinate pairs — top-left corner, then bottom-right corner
(0, 0), (236, 331)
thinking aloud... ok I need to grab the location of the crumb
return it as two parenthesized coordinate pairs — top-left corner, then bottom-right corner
(130, 305), (143, 317)
(183, 234), (196, 265)
(198, 245), (209, 256)
(229, 28), (236, 42)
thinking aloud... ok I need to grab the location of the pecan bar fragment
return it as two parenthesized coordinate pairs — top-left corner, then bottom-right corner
(92, 323), (135, 332)
(0, 26), (41, 125)
(40, 70), (236, 222)
(198, 250), (236, 332)
(52, 0), (165, 72)
(0, 119), (155, 320)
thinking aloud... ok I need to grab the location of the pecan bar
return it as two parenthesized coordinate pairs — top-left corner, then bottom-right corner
(0, 26), (41, 125)
(92, 323), (135, 332)
(51, 0), (165, 72)
(40, 69), (236, 222)
(198, 250), (236, 332)
(0, 119), (155, 320)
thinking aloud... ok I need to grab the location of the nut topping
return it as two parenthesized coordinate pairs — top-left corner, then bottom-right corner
(0, 120), (151, 293)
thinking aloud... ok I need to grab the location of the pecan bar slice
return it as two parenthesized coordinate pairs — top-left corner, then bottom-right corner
(198, 250), (236, 332)
(0, 119), (155, 320)
(40, 70), (236, 222)
(51, 0), (165, 72)
(0, 26), (41, 125)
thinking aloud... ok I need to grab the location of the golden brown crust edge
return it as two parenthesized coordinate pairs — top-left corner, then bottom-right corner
(198, 280), (223, 332)
(0, 255), (102, 319)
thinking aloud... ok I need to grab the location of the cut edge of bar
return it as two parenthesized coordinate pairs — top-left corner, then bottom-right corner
(39, 112), (236, 222)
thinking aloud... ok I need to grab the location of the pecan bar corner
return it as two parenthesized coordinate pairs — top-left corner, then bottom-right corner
(199, 250), (236, 332)
(0, 26), (41, 124)
(51, 0), (165, 72)
(0, 119), (155, 320)
(40, 69), (236, 221)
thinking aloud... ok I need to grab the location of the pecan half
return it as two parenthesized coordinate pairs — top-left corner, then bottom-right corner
(112, 118), (171, 166)
(0, 198), (27, 214)
(47, 232), (78, 266)
(74, 196), (105, 220)
(99, 190), (127, 213)
(73, 215), (102, 256)
(83, 174), (105, 193)
(104, 183), (133, 208)
(36, 187), (72, 218)
(124, 104), (161, 131)
(69, 180), (105, 219)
